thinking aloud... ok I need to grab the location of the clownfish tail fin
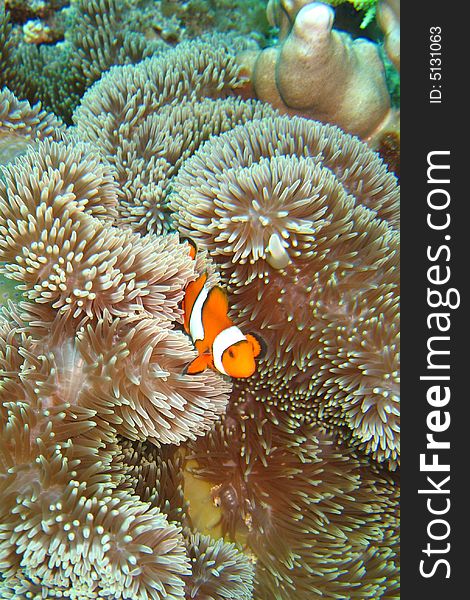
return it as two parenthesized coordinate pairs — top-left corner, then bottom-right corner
(246, 332), (267, 359)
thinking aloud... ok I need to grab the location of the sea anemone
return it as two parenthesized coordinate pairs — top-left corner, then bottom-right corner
(186, 394), (399, 599)
(170, 116), (399, 243)
(74, 36), (277, 235)
(0, 136), (118, 221)
(0, 131), (235, 595)
(0, 305), (191, 599)
(0, 88), (63, 166)
(0, 138), (197, 324)
(183, 531), (255, 600)
(0, 486), (190, 599)
(77, 316), (231, 445)
(169, 115), (400, 468)
(116, 439), (188, 526)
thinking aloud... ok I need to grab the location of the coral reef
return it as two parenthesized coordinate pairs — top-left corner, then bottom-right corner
(74, 35), (276, 235)
(170, 115), (400, 469)
(1, 1), (168, 123)
(241, 0), (394, 142)
(161, 0), (270, 41)
(267, 0), (378, 38)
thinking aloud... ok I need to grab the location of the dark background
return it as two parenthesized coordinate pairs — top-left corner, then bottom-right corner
(401, 1), (467, 597)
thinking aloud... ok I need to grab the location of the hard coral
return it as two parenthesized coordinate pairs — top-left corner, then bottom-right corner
(242, 1), (392, 141)
(170, 115), (400, 469)
(377, 0), (400, 71)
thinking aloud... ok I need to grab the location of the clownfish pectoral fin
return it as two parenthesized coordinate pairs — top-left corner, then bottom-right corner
(183, 353), (211, 375)
(246, 333), (267, 359)
(204, 285), (229, 319)
(181, 237), (197, 260)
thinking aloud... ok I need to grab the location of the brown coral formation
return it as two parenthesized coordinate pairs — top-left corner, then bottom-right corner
(267, 0), (314, 37)
(240, 1), (393, 141)
(73, 35), (277, 235)
(170, 115), (400, 469)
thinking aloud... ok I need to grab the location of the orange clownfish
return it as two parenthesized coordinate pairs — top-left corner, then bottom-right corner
(181, 239), (265, 378)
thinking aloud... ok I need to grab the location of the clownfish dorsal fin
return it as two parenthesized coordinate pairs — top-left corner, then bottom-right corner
(245, 333), (267, 359)
(203, 285), (229, 320)
(181, 237), (197, 261)
(183, 353), (211, 375)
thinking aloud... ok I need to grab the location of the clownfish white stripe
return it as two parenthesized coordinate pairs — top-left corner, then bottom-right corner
(212, 326), (247, 375)
(189, 285), (209, 341)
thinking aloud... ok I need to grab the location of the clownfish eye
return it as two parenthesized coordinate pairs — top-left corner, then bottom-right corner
(228, 349), (235, 358)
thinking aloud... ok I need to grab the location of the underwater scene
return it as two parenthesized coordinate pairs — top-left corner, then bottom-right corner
(0, 0), (399, 598)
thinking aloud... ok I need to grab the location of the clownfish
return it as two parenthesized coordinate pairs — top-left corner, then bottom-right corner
(181, 239), (265, 378)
